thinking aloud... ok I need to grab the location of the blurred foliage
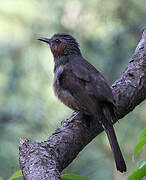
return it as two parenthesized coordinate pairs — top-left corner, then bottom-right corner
(127, 128), (146, 180)
(8, 170), (22, 180)
(0, 0), (146, 180)
(61, 174), (90, 180)
(133, 128), (146, 160)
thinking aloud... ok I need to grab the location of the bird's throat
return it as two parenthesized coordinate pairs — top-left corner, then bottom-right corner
(52, 42), (67, 58)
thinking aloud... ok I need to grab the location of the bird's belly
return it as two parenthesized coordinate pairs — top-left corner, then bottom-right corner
(53, 79), (83, 111)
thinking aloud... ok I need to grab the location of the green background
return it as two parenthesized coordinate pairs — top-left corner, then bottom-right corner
(0, 0), (145, 180)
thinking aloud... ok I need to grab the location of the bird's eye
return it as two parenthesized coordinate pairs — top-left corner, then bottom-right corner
(55, 39), (61, 43)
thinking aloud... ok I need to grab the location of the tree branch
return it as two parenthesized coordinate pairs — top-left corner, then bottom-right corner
(19, 29), (146, 180)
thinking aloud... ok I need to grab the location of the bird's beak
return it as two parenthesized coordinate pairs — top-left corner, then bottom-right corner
(37, 37), (51, 44)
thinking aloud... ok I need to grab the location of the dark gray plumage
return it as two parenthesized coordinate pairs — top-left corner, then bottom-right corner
(38, 33), (127, 173)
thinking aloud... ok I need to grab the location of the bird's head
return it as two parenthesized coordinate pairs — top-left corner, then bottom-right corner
(38, 33), (81, 58)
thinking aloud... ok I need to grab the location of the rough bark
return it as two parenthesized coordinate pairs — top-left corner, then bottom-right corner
(19, 29), (146, 180)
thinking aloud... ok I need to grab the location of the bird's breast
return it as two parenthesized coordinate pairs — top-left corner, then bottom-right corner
(53, 66), (82, 111)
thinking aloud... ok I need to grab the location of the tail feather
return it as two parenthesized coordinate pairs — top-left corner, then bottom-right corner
(105, 126), (127, 172)
(102, 104), (127, 173)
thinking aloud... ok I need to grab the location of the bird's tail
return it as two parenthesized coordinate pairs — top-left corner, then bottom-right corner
(104, 126), (127, 172)
(102, 105), (127, 173)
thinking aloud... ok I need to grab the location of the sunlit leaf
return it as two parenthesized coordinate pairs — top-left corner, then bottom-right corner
(8, 170), (22, 180)
(127, 159), (146, 180)
(61, 173), (90, 180)
(139, 128), (146, 140)
(133, 135), (146, 159)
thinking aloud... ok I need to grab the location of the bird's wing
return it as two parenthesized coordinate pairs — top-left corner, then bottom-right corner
(59, 66), (98, 115)
(68, 58), (116, 106)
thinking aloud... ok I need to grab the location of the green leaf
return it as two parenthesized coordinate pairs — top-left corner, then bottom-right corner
(127, 159), (146, 180)
(139, 128), (146, 140)
(133, 136), (146, 160)
(61, 174), (90, 180)
(8, 170), (22, 180)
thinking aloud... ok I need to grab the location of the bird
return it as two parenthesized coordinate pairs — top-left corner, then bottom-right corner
(37, 33), (127, 173)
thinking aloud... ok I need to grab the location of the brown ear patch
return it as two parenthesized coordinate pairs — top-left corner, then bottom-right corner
(53, 42), (67, 58)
